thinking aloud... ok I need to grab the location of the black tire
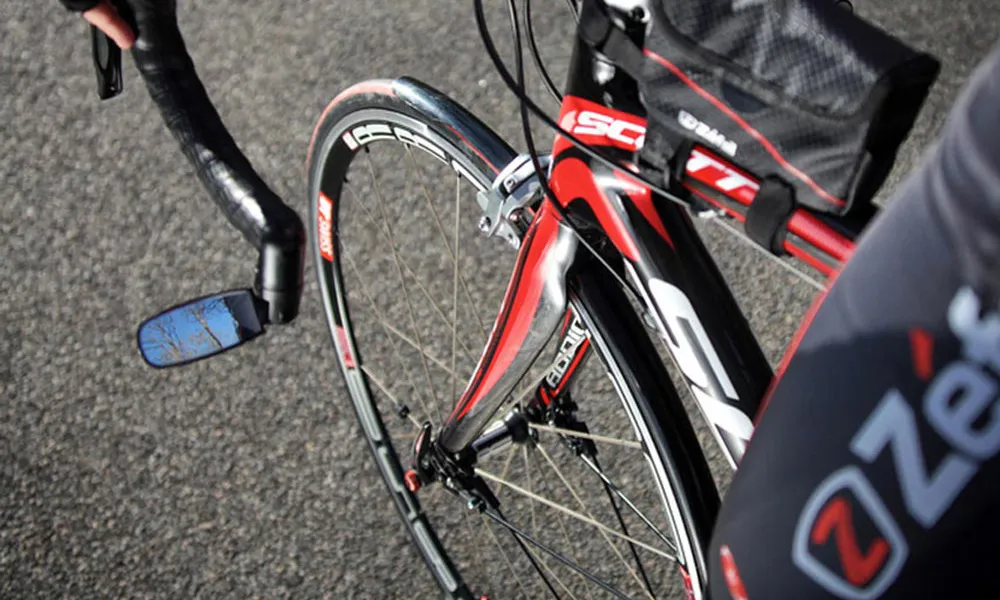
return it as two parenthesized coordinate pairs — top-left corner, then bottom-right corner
(306, 77), (719, 599)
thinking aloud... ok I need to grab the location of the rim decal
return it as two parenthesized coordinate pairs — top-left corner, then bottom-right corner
(318, 192), (335, 262)
(335, 325), (356, 369)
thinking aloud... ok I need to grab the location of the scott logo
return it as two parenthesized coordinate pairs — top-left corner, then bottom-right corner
(566, 110), (646, 151)
(678, 110), (738, 157)
(794, 466), (908, 600)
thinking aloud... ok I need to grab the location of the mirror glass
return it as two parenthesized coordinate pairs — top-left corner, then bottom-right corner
(137, 289), (265, 368)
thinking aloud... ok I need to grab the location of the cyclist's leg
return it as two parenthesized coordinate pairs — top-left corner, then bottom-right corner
(708, 42), (1000, 599)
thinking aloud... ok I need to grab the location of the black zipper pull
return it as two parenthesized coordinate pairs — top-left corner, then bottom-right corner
(90, 25), (123, 100)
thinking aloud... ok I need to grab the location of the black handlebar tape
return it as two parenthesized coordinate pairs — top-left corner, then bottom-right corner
(122, 0), (304, 324)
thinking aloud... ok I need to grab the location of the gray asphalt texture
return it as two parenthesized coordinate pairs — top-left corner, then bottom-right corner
(2, 0), (999, 598)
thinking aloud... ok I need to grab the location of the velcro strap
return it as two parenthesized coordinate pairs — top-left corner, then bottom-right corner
(602, 29), (649, 78)
(578, 0), (614, 49)
(578, 0), (648, 78)
(666, 139), (697, 203)
(745, 176), (796, 255)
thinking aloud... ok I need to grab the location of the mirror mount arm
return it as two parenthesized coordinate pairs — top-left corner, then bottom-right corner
(250, 285), (275, 328)
(253, 227), (306, 327)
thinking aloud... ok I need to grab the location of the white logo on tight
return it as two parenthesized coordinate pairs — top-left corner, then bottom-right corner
(795, 286), (1000, 597)
(852, 287), (1000, 528)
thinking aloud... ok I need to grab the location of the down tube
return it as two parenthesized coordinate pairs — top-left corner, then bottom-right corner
(628, 186), (773, 466)
(437, 201), (578, 453)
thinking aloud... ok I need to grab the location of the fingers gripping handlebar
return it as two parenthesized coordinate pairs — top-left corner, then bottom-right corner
(112, 0), (304, 324)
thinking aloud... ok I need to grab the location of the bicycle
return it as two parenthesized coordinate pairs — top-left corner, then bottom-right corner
(123, 0), (883, 597)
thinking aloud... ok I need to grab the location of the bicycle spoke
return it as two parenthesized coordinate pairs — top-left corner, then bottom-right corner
(366, 153), (445, 425)
(472, 446), (575, 598)
(481, 516), (534, 600)
(489, 444), (519, 500)
(347, 185), (481, 364)
(343, 248), (437, 425)
(474, 468), (676, 563)
(458, 514), (508, 599)
(521, 448), (571, 598)
(601, 477), (656, 597)
(513, 461), (580, 600)
(345, 236), (465, 383)
(399, 259), (482, 364)
(529, 423), (643, 450)
(526, 447), (583, 600)
(579, 454), (677, 554)
(525, 447), (539, 539)
(404, 146), (490, 338)
(508, 448), (564, 599)
(555, 510), (597, 600)
(504, 519), (563, 599)
(481, 507), (634, 600)
(465, 446), (528, 597)
(484, 507), (563, 600)
(525, 541), (579, 600)
(534, 444), (657, 599)
(468, 445), (516, 545)
(451, 175), (461, 410)
(378, 320), (461, 380)
(359, 366), (424, 431)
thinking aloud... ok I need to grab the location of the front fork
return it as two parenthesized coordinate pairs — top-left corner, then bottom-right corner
(437, 199), (579, 454)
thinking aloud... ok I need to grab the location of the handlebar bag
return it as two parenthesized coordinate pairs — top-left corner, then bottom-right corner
(587, 0), (940, 216)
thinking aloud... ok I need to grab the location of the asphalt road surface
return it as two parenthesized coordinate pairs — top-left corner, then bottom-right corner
(3, 1), (999, 598)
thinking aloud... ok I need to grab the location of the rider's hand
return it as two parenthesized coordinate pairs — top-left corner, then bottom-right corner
(63, 0), (135, 50)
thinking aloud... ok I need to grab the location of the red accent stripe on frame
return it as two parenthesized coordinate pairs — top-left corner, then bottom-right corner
(551, 157), (640, 261)
(560, 310), (573, 336)
(785, 244), (835, 277)
(615, 170), (674, 248)
(681, 182), (848, 277)
(553, 338), (591, 396)
(786, 211), (854, 265)
(684, 146), (854, 265)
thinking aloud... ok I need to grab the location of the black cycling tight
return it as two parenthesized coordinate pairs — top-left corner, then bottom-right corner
(708, 42), (1000, 599)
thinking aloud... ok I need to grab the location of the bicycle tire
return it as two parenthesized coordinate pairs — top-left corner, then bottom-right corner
(306, 77), (719, 599)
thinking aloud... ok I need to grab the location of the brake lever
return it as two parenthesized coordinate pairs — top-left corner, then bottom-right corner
(90, 25), (123, 100)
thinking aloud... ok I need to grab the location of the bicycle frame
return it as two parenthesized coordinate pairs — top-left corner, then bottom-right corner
(436, 2), (863, 468)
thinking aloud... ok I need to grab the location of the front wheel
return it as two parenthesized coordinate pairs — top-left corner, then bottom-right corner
(306, 77), (718, 599)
